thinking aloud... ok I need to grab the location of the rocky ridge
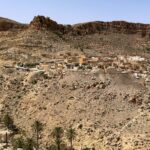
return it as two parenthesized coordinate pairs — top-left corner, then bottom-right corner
(1, 16), (150, 35)
(29, 16), (150, 35)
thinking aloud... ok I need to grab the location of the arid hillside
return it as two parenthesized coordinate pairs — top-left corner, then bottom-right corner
(0, 16), (149, 150)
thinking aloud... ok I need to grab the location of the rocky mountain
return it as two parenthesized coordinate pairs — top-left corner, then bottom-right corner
(0, 16), (149, 150)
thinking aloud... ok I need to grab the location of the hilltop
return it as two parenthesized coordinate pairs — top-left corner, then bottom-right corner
(0, 17), (26, 31)
(0, 16), (149, 150)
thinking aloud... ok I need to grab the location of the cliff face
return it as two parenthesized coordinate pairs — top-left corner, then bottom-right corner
(73, 21), (150, 35)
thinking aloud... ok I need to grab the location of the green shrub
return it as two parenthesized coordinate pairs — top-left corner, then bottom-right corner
(23, 138), (36, 150)
(12, 137), (25, 150)
(3, 114), (14, 130)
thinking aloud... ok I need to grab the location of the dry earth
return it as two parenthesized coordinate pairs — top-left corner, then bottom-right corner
(0, 16), (149, 150)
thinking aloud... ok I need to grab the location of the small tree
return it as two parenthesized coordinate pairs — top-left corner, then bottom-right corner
(52, 127), (64, 150)
(32, 120), (43, 150)
(3, 114), (14, 130)
(24, 138), (36, 150)
(66, 127), (76, 150)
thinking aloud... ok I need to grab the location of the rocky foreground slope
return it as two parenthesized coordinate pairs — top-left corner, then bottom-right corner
(0, 16), (149, 150)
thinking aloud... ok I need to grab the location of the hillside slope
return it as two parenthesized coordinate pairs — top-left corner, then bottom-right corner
(0, 16), (149, 150)
(0, 17), (27, 31)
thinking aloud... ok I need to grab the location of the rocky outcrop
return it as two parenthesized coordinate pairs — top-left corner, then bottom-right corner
(29, 15), (66, 32)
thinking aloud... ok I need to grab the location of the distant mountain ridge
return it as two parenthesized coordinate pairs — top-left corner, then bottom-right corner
(0, 15), (150, 35)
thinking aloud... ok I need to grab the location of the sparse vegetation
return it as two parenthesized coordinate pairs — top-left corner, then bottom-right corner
(12, 137), (36, 150)
(9, 125), (95, 150)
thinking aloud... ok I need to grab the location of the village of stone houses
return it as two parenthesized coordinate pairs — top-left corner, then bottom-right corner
(4, 53), (150, 83)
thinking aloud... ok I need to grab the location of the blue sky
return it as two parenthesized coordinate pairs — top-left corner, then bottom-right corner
(0, 0), (150, 24)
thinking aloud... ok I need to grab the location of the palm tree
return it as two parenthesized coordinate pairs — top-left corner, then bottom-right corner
(66, 127), (76, 150)
(52, 127), (64, 150)
(32, 120), (43, 150)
